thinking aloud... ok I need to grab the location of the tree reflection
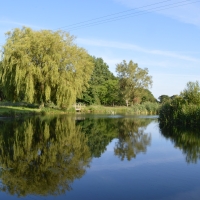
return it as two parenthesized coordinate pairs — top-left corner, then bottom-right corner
(77, 117), (153, 160)
(114, 118), (152, 161)
(0, 116), (91, 196)
(77, 117), (118, 157)
(159, 125), (200, 163)
(0, 115), (155, 196)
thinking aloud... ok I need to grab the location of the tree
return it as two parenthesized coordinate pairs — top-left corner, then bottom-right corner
(180, 81), (200, 105)
(0, 27), (94, 107)
(116, 60), (152, 106)
(158, 95), (170, 104)
(78, 57), (117, 105)
(140, 89), (157, 103)
(102, 79), (121, 106)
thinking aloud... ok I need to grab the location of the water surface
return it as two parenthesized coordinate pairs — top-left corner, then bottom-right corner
(0, 114), (200, 200)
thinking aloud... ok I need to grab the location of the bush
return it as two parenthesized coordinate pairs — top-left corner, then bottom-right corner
(159, 96), (200, 128)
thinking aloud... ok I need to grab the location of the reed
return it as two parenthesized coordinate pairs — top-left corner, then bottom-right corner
(159, 97), (200, 128)
(81, 102), (160, 115)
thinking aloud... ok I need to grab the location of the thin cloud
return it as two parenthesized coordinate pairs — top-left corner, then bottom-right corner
(0, 19), (43, 29)
(113, 0), (200, 27)
(77, 38), (200, 63)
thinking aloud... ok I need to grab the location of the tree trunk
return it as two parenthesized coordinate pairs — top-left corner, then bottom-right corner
(126, 99), (129, 107)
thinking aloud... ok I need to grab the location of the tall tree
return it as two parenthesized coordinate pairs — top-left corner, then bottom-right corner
(116, 60), (152, 106)
(78, 57), (118, 105)
(0, 27), (94, 107)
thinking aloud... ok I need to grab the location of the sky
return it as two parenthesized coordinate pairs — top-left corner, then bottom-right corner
(0, 0), (200, 99)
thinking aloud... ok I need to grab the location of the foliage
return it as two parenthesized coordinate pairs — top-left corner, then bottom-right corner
(78, 57), (120, 105)
(159, 81), (200, 128)
(159, 96), (200, 128)
(0, 27), (94, 107)
(80, 103), (160, 115)
(116, 60), (152, 106)
(140, 89), (157, 103)
(158, 95), (171, 103)
(180, 81), (200, 105)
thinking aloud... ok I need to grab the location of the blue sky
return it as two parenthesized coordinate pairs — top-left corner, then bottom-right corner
(0, 0), (200, 99)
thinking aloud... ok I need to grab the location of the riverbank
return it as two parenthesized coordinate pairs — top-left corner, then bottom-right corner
(81, 102), (159, 115)
(0, 102), (160, 117)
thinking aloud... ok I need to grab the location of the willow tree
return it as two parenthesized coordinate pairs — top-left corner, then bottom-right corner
(116, 60), (152, 106)
(0, 27), (94, 106)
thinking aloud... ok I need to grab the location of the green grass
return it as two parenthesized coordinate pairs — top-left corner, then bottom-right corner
(0, 101), (160, 118)
(80, 102), (160, 115)
(0, 102), (76, 117)
(0, 106), (40, 117)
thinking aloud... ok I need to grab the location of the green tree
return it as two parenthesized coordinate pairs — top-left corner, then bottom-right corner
(116, 60), (152, 106)
(140, 89), (157, 103)
(180, 81), (200, 105)
(78, 57), (117, 105)
(158, 95), (170, 104)
(103, 79), (121, 106)
(0, 27), (94, 107)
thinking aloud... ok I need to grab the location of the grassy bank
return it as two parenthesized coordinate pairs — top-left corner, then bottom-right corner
(81, 102), (160, 115)
(0, 102), (75, 117)
(159, 97), (200, 128)
(0, 102), (160, 117)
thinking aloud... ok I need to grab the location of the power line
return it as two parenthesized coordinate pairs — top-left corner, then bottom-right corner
(55, 0), (200, 31)
(55, 0), (173, 30)
(62, 0), (200, 31)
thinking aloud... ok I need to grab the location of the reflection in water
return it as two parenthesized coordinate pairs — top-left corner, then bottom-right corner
(78, 117), (153, 161)
(114, 118), (151, 161)
(0, 115), (154, 197)
(0, 116), (91, 196)
(159, 125), (200, 163)
(77, 118), (118, 158)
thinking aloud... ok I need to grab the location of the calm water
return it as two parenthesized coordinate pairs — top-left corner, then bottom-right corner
(0, 114), (200, 200)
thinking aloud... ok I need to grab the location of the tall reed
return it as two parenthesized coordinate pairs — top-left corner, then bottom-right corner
(159, 97), (200, 128)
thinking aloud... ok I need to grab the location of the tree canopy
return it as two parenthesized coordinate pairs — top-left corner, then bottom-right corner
(0, 27), (94, 107)
(116, 60), (152, 106)
(158, 95), (170, 104)
(180, 81), (200, 105)
(78, 57), (120, 105)
(140, 88), (157, 103)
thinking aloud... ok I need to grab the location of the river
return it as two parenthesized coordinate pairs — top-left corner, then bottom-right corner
(0, 114), (200, 200)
